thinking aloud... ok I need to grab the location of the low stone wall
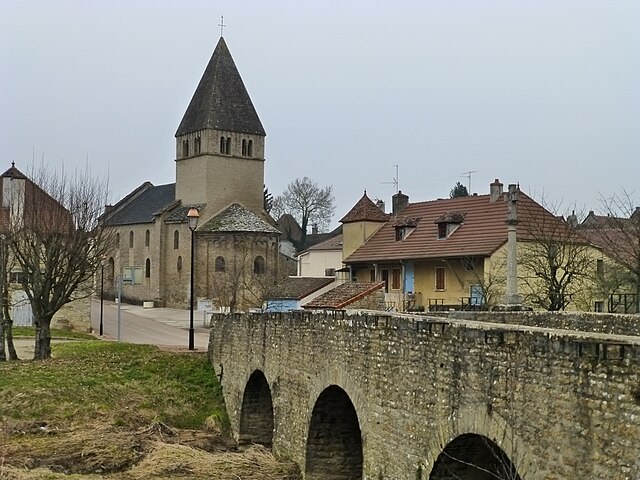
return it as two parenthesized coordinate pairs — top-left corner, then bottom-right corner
(451, 310), (640, 336)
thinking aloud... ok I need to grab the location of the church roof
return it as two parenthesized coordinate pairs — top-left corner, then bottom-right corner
(199, 203), (279, 234)
(340, 192), (389, 224)
(175, 37), (266, 137)
(105, 183), (176, 225)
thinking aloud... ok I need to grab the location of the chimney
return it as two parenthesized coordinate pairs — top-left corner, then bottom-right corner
(375, 199), (385, 213)
(490, 179), (503, 203)
(311, 223), (318, 235)
(392, 190), (409, 215)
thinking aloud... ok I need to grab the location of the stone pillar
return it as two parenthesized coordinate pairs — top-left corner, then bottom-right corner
(505, 184), (521, 305)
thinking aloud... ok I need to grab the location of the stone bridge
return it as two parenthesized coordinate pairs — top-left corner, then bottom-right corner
(208, 310), (640, 479)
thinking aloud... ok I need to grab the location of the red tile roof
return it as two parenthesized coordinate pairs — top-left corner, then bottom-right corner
(303, 282), (384, 309)
(344, 192), (574, 263)
(340, 192), (388, 223)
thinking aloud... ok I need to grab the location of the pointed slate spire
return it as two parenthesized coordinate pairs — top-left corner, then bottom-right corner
(176, 37), (266, 137)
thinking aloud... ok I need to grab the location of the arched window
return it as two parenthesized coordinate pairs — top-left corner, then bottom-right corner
(129, 231), (134, 248)
(107, 257), (115, 282)
(145, 229), (150, 247)
(174, 230), (179, 249)
(183, 139), (189, 157)
(215, 256), (226, 272)
(242, 139), (247, 156)
(220, 136), (225, 153)
(115, 233), (120, 248)
(226, 137), (231, 154)
(194, 136), (201, 154)
(177, 255), (183, 272)
(247, 139), (253, 157)
(145, 258), (151, 278)
(253, 256), (265, 275)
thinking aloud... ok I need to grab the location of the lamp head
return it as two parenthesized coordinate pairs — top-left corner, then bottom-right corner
(187, 207), (200, 231)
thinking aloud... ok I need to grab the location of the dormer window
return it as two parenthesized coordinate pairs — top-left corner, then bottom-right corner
(435, 211), (465, 239)
(393, 216), (421, 241)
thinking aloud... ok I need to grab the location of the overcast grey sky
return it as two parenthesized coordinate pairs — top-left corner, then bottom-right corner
(2, 1), (639, 228)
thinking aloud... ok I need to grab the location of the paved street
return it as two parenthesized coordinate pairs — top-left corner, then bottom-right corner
(90, 299), (210, 350)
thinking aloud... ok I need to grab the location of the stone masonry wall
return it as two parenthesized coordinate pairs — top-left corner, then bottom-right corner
(209, 311), (640, 479)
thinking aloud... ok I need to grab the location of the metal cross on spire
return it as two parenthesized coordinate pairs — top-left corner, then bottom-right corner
(218, 15), (226, 37)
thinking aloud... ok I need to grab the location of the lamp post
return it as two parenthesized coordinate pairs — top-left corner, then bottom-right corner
(99, 257), (105, 336)
(187, 207), (200, 350)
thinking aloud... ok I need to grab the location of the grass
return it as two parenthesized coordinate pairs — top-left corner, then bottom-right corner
(12, 326), (95, 340)
(0, 340), (300, 478)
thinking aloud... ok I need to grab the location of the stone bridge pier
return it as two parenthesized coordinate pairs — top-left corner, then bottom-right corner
(208, 311), (640, 479)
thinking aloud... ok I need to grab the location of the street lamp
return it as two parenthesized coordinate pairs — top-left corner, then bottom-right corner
(99, 256), (106, 336)
(187, 207), (200, 350)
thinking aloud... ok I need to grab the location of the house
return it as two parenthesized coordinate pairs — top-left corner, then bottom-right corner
(102, 37), (295, 310)
(264, 276), (335, 312)
(341, 180), (606, 312)
(296, 234), (344, 277)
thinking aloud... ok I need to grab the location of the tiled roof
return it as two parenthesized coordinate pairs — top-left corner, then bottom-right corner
(345, 192), (575, 263)
(269, 277), (334, 300)
(175, 37), (265, 137)
(105, 183), (175, 226)
(305, 233), (343, 252)
(199, 203), (280, 233)
(303, 281), (384, 309)
(1, 164), (28, 179)
(340, 192), (389, 223)
(165, 203), (206, 224)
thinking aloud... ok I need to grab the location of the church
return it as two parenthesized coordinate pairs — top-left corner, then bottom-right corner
(102, 37), (292, 310)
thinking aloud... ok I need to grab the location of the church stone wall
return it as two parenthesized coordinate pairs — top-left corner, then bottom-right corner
(210, 311), (640, 479)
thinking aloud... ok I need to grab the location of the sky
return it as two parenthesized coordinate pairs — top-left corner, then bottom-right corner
(2, 1), (639, 229)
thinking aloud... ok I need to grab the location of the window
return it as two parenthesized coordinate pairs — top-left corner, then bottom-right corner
(226, 137), (231, 154)
(183, 139), (189, 157)
(145, 258), (151, 278)
(437, 223), (447, 239)
(391, 268), (401, 290)
(370, 270), (376, 282)
(174, 230), (179, 249)
(116, 233), (120, 248)
(9, 271), (27, 284)
(435, 267), (445, 290)
(129, 231), (134, 248)
(220, 136), (226, 153)
(395, 227), (405, 241)
(325, 267), (336, 277)
(215, 256), (226, 272)
(382, 269), (389, 293)
(596, 259), (604, 278)
(145, 229), (150, 247)
(177, 256), (183, 272)
(194, 136), (201, 154)
(462, 257), (475, 271)
(253, 255), (265, 275)
(107, 258), (115, 282)
(247, 139), (253, 157)
(242, 139), (247, 156)
(594, 301), (604, 313)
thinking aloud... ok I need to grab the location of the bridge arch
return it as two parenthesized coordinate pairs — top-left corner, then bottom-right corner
(305, 385), (363, 480)
(429, 433), (522, 479)
(238, 370), (274, 446)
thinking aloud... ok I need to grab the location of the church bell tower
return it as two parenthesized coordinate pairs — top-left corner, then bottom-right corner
(174, 37), (266, 214)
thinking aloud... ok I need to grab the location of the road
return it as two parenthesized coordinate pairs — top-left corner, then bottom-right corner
(90, 299), (210, 350)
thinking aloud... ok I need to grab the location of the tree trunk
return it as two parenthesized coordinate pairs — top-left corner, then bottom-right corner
(0, 319), (6, 361)
(33, 317), (52, 360)
(6, 317), (18, 360)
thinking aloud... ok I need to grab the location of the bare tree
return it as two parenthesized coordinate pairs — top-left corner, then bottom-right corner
(589, 192), (640, 312)
(517, 202), (594, 311)
(8, 165), (113, 360)
(272, 177), (335, 247)
(0, 234), (19, 361)
(462, 254), (507, 309)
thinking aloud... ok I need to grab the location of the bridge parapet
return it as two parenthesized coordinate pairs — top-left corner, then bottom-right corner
(209, 310), (640, 479)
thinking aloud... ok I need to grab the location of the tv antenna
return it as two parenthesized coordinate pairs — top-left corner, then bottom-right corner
(461, 170), (477, 193)
(382, 164), (399, 193)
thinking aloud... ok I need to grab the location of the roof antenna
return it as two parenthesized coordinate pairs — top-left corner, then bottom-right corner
(382, 164), (399, 193)
(218, 15), (226, 37)
(461, 170), (477, 193)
